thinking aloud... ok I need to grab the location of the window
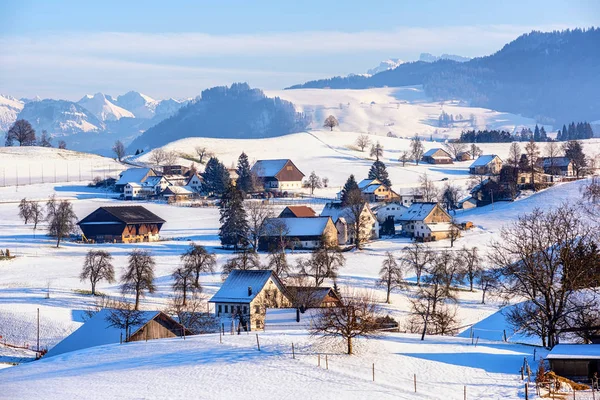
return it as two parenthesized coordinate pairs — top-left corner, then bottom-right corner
(218, 305), (222, 314)
(286, 166), (292, 171)
(255, 305), (260, 314)
(237, 305), (241, 313)
(225, 305), (229, 313)
(243, 306), (247, 314)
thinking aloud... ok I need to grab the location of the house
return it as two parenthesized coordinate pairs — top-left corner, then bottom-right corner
(286, 286), (342, 308)
(321, 202), (379, 245)
(356, 178), (400, 203)
(259, 217), (338, 250)
(372, 201), (408, 223)
(209, 270), (291, 330)
(469, 155), (503, 175)
(141, 175), (172, 196)
(78, 206), (165, 243)
(278, 205), (317, 218)
(398, 192), (424, 207)
(251, 159), (305, 192)
(228, 168), (239, 186)
(162, 165), (190, 176)
(186, 172), (204, 193)
(46, 309), (191, 358)
(162, 174), (188, 186)
(115, 167), (156, 192)
(398, 202), (455, 240)
(456, 151), (471, 161)
(517, 169), (552, 186)
(539, 157), (574, 176)
(124, 182), (144, 200)
(458, 196), (478, 210)
(422, 148), (453, 164)
(160, 185), (195, 202)
(546, 344), (600, 383)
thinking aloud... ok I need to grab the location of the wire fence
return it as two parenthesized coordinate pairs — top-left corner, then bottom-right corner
(0, 161), (125, 187)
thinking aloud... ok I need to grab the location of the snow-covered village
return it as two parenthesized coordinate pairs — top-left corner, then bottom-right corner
(1, 2), (600, 399)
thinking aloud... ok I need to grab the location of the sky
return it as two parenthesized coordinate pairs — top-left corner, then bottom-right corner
(0, 0), (598, 100)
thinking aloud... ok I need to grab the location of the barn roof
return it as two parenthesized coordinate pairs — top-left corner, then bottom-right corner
(264, 217), (332, 237)
(46, 309), (161, 358)
(423, 148), (451, 158)
(398, 202), (440, 222)
(546, 344), (600, 360)
(209, 270), (284, 303)
(116, 168), (153, 186)
(470, 155), (501, 168)
(540, 157), (572, 168)
(252, 159), (290, 177)
(279, 206), (317, 218)
(79, 206), (166, 225)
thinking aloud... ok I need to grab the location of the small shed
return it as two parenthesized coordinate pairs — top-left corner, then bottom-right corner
(547, 344), (600, 383)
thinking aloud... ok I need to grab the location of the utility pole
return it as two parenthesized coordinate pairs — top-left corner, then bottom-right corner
(37, 308), (40, 352)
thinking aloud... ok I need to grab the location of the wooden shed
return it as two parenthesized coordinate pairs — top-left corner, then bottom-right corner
(547, 344), (600, 383)
(78, 206), (165, 243)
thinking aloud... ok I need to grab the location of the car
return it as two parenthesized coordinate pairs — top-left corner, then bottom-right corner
(441, 177), (449, 181)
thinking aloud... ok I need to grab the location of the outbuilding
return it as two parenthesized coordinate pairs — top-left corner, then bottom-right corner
(78, 206), (165, 243)
(547, 344), (600, 383)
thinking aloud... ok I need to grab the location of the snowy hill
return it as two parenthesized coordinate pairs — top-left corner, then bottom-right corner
(17, 99), (105, 135)
(78, 93), (135, 122)
(0, 94), (24, 132)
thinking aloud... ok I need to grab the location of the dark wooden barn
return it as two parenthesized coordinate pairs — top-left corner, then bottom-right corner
(78, 206), (166, 243)
(547, 344), (600, 383)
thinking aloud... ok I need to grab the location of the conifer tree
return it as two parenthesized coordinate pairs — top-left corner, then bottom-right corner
(561, 124), (568, 141)
(534, 125), (540, 141)
(236, 152), (254, 194)
(340, 175), (359, 206)
(219, 185), (249, 250)
(368, 160), (391, 187)
(203, 157), (230, 196)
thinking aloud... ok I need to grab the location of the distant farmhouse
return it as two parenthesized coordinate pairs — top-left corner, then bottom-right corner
(117, 165), (200, 201)
(469, 155), (503, 175)
(539, 157), (574, 176)
(209, 270), (291, 330)
(78, 206), (165, 243)
(287, 286), (342, 309)
(356, 178), (400, 203)
(398, 202), (455, 241)
(422, 148), (453, 164)
(260, 216), (338, 250)
(456, 151), (471, 161)
(115, 167), (157, 192)
(372, 201), (408, 223)
(278, 206), (317, 218)
(321, 202), (379, 245)
(251, 159), (305, 192)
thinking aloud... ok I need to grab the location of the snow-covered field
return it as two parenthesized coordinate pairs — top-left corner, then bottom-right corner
(0, 136), (598, 399)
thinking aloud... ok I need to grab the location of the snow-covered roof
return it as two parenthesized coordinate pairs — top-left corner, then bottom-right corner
(162, 185), (194, 195)
(423, 148), (451, 158)
(126, 182), (142, 188)
(358, 178), (380, 189)
(251, 159), (290, 177)
(398, 202), (439, 222)
(209, 270), (278, 303)
(46, 309), (160, 358)
(427, 222), (453, 232)
(143, 175), (167, 187)
(264, 217), (332, 237)
(264, 308), (320, 331)
(470, 155), (500, 168)
(362, 184), (385, 194)
(116, 168), (153, 185)
(546, 344), (600, 360)
(540, 157), (572, 168)
(320, 203), (353, 222)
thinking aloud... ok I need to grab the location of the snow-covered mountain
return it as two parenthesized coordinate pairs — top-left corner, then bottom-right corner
(18, 99), (105, 135)
(154, 98), (186, 119)
(0, 94), (24, 132)
(419, 53), (471, 63)
(78, 93), (135, 122)
(114, 91), (158, 119)
(366, 58), (405, 75)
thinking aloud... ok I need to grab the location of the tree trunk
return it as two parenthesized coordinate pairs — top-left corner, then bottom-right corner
(56, 235), (61, 248)
(91, 281), (96, 296)
(135, 291), (140, 310)
(330, 126), (333, 131)
(347, 337), (353, 354)
(386, 288), (391, 304)
(481, 290), (486, 304)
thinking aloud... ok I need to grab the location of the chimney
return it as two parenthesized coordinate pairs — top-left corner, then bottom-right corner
(248, 286), (252, 296)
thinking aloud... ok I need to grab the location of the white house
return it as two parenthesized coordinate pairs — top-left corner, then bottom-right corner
(372, 201), (408, 223)
(186, 172), (204, 192)
(141, 175), (171, 196)
(321, 202), (379, 244)
(124, 182), (143, 200)
(115, 168), (156, 192)
(398, 202), (455, 240)
(251, 159), (305, 192)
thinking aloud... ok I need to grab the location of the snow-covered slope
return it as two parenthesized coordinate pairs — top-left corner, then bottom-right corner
(366, 58), (405, 75)
(0, 94), (24, 132)
(78, 93), (135, 122)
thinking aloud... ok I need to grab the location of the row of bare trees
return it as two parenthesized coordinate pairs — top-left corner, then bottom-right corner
(18, 196), (78, 247)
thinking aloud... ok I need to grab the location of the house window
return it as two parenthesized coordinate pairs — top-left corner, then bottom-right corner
(256, 320), (262, 329)
(218, 305), (222, 314)
(243, 306), (247, 314)
(286, 166), (292, 171)
(237, 305), (241, 313)
(225, 305), (229, 313)
(255, 305), (260, 314)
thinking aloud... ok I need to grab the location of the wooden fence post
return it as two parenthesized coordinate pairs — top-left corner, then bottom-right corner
(533, 348), (536, 361)
(325, 354), (328, 370)
(464, 385), (466, 400)
(414, 374), (417, 393)
(372, 363), (375, 381)
(219, 330), (222, 344)
(521, 367), (524, 380)
(256, 334), (260, 351)
(503, 329), (507, 342)
(318, 354), (321, 367)
(292, 343), (295, 359)
(525, 383), (528, 400)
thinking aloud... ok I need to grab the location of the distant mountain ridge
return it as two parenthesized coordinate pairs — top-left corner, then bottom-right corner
(287, 28), (600, 123)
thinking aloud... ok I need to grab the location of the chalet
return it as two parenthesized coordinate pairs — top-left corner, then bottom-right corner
(372, 201), (408, 223)
(141, 175), (171, 196)
(78, 206), (165, 243)
(162, 174), (188, 186)
(286, 286), (342, 308)
(278, 205), (317, 218)
(456, 151), (471, 161)
(422, 148), (453, 164)
(115, 167), (156, 192)
(398, 202), (455, 240)
(469, 155), (503, 175)
(162, 165), (190, 176)
(547, 344), (600, 383)
(356, 178), (400, 203)
(209, 270), (291, 330)
(160, 185), (195, 202)
(539, 157), (574, 176)
(46, 309), (190, 358)
(124, 182), (143, 200)
(259, 217), (338, 250)
(186, 172), (204, 192)
(321, 202), (379, 245)
(251, 159), (305, 192)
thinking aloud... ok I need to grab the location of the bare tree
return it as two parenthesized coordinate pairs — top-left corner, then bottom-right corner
(18, 198), (32, 224)
(121, 249), (157, 310)
(402, 242), (430, 286)
(525, 140), (540, 190)
(444, 142), (467, 160)
(267, 249), (290, 278)
(29, 201), (44, 232)
(165, 293), (215, 334)
(194, 146), (211, 164)
(378, 252), (404, 303)
(164, 150), (178, 166)
(245, 201), (273, 251)
(105, 299), (144, 341)
(323, 115), (339, 131)
(57, 140), (67, 150)
(345, 190), (370, 249)
(507, 142), (521, 167)
(6, 119), (36, 146)
(545, 141), (561, 175)
(299, 244), (345, 286)
(180, 243), (216, 288)
(39, 130), (53, 147)
(221, 249), (261, 279)
(355, 134), (371, 152)
(489, 205), (599, 347)
(470, 144), (482, 160)
(459, 246), (481, 291)
(80, 250), (115, 295)
(322, 177), (329, 187)
(410, 134), (424, 165)
(149, 148), (167, 166)
(399, 151), (410, 166)
(370, 142), (384, 161)
(476, 269), (499, 304)
(306, 171), (323, 195)
(448, 218), (461, 248)
(112, 140), (126, 162)
(563, 304), (600, 344)
(46, 196), (77, 247)
(440, 183), (461, 213)
(172, 266), (199, 306)
(416, 173), (438, 202)
(311, 290), (379, 354)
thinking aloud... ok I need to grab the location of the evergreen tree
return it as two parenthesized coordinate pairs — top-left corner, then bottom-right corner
(340, 175), (359, 206)
(534, 125), (540, 141)
(235, 152), (253, 194)
(564, 140), (587, 177)
(219, 185), (249, 250)
(568, 122), (576, 141)
(539, 126), (547, 141)
(561, 124), (568, 141)
(368, 160), (391, 187)
(202, 157), (230, 196)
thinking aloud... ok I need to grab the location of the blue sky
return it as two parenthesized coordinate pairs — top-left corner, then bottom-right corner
(1, 0), (598, 100)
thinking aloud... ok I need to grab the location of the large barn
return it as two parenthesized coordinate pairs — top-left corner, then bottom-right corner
(78, 206), (166, 243)
(546, 344), (600, 383)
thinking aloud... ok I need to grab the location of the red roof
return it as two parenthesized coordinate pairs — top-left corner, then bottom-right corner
(281, 206), (317, 217)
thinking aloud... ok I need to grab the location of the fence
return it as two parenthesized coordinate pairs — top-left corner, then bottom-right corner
(0, 161), (125, 187)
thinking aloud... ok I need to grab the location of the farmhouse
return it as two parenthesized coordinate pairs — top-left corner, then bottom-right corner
(372, 201), (408, 223)
(259, 217), (338, 250)
(46, 309), (190, 358)
(141, 175), (171, 196)
(456, 151), (471, 161)
(162, 165), (190, 176)
(124, 182), (143, 200)
(321, 202), (379, 244)
(209, 270), (291, 330)
(422, 148), (453, 164)
(251, 159), (305, 192)
(547, 344), (600, 383)
(398, 202), (455, 240)
(78, 206), (165, 243)
(458, 196), (478, 210)
(469, 155), (503, 175)
(115, 167), (157, 192)
(286, 286), (342, 308)
(186, 172), (204, 192)
(160, 185), (195, 202)
(539, 157), (574, 176)
(357, 178), (400, 203)
(278, 205), (317, 218)
(397, 192), (425, 207)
